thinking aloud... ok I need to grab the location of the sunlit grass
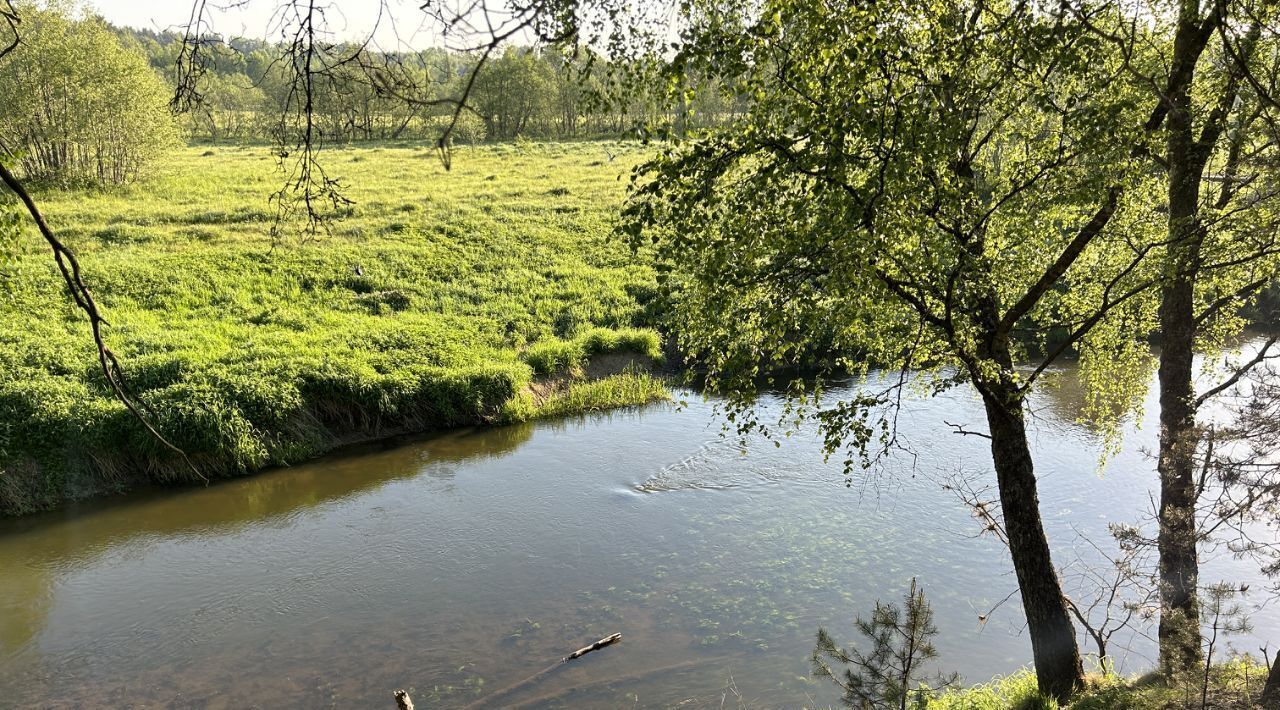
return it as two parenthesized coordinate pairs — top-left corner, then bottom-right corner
(928, 658), (1271, 709)
(0, 140), (666, 514)
(501, 370), (670, 423)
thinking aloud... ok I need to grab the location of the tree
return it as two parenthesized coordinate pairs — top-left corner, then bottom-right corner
(1067, 0), (1280, 676)
(1264, 651), (1280, 708)
(189, 71), (267, 141)
(123, 0), (1280, 692)
(0, 1), (177, 185)
(1189, 359), (1280, 702)
(619, 1), (1167, 699)
(469, 47), (555, 139)
(0, 2), (193, 472)
(813, 578), (957, 709)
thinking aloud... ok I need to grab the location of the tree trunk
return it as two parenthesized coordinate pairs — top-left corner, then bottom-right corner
(980, 381), (1084, 701)
(1261, 651), (1280, 707)
(1155, 273), (1203, 677)
(1156, 40), (1205, 676)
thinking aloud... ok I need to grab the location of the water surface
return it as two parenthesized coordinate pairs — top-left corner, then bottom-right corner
(1, 361), (1276, 708)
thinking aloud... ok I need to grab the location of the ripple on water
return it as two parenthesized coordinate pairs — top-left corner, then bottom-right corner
(633, 435), (843, 494)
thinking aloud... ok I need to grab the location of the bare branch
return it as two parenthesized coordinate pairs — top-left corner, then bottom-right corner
(943, 420), (992, 439)
(1195, 336), (1280, 408)
(0, 0), (18, 60)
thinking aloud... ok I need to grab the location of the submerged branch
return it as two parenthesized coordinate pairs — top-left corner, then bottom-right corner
(461, 632), (622, 709)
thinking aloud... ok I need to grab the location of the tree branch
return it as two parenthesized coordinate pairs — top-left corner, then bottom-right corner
(1195, 336), (1280, 408)
(996, 187), (1120, 339)
(0, 160), (202, 479)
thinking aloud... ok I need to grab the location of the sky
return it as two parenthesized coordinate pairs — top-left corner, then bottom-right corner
(85, 0), (444, 47)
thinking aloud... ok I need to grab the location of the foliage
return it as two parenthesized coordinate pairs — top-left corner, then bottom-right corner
(813, 578), (957, 709)
(470, 47), (557, 140)
(620, 0), (1163, 695)
(621, 0), (1153, 457)
(1071, 1), (1280, 676)
(0, 141), (665, 515)
(0, 202), (18, 291)
(104, 21), (739, 145)
(0, 1), (178, 185)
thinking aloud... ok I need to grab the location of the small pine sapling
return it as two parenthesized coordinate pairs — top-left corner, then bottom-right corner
(812, 578), (958, 709)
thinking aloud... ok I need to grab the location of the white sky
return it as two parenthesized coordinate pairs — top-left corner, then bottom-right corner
(85, 0), (443, 47)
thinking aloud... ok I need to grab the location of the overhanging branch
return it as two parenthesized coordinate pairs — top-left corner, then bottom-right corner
(0, 161), (203, 479)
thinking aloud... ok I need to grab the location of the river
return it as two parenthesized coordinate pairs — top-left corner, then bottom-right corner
(1, 356), (1277, 708)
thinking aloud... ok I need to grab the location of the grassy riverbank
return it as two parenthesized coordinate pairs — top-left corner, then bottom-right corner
(0, 141), (668, 516)
(929, 659), (1270, 709)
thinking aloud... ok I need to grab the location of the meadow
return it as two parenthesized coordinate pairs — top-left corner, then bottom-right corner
(0, 140), (667, 515)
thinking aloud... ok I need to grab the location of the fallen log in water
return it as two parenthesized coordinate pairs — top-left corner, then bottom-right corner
(563, 632), (621, 662)
(393, 689), (414, 710)
(460, 632), (623, 709)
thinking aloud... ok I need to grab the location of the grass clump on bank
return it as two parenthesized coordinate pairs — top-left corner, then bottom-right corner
(522, 327), (663, 377)
(0, 141), (667, 516)
(502, 369), (669, 422)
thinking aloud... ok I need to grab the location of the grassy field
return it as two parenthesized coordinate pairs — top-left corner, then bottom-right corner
(0, 141), (667, 515)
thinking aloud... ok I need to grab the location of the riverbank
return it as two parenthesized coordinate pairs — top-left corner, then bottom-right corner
(0, 141), (669, 516)
(932, 660), (1272, 708)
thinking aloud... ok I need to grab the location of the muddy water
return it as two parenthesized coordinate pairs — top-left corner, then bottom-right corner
(1, 362), (1277, 708)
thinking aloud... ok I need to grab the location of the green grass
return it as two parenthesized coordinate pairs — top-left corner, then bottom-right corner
(501, 370), (670, 422)
(0, 140), (668, 515)
(522, 327), (663, 377)
(927, 658), (1271, 709)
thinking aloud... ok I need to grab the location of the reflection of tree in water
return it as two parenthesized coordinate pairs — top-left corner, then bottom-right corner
(1028, 366), (1092, 426)
(1023, 359), (1142, 440)
(0, 420), (537, 658)
(0, 550), (51, 657)
(418, 420), (538, 465)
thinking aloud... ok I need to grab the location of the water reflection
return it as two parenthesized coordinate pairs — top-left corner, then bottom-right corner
(0, 424), (536, 662)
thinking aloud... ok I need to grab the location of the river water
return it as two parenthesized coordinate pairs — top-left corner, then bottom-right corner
(1, 359), (1277, 708)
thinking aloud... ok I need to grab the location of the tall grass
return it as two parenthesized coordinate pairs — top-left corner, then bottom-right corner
(0, 140), (666, 515)
(501, 370), (669, 422)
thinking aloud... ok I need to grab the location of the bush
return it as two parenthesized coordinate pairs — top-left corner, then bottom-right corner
(0, 2), (178, 185)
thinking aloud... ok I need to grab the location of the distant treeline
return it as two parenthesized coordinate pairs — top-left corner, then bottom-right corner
(111, 25), (746, 144)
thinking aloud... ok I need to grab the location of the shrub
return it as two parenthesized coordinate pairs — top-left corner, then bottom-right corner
(813, 578), (957, 709)
(0, 2), (178, 185)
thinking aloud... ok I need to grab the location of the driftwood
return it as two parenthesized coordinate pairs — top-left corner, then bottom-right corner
(461, 632), (622, 709)
(563, 632), (621, 662)
(393, 689), (414, 710)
